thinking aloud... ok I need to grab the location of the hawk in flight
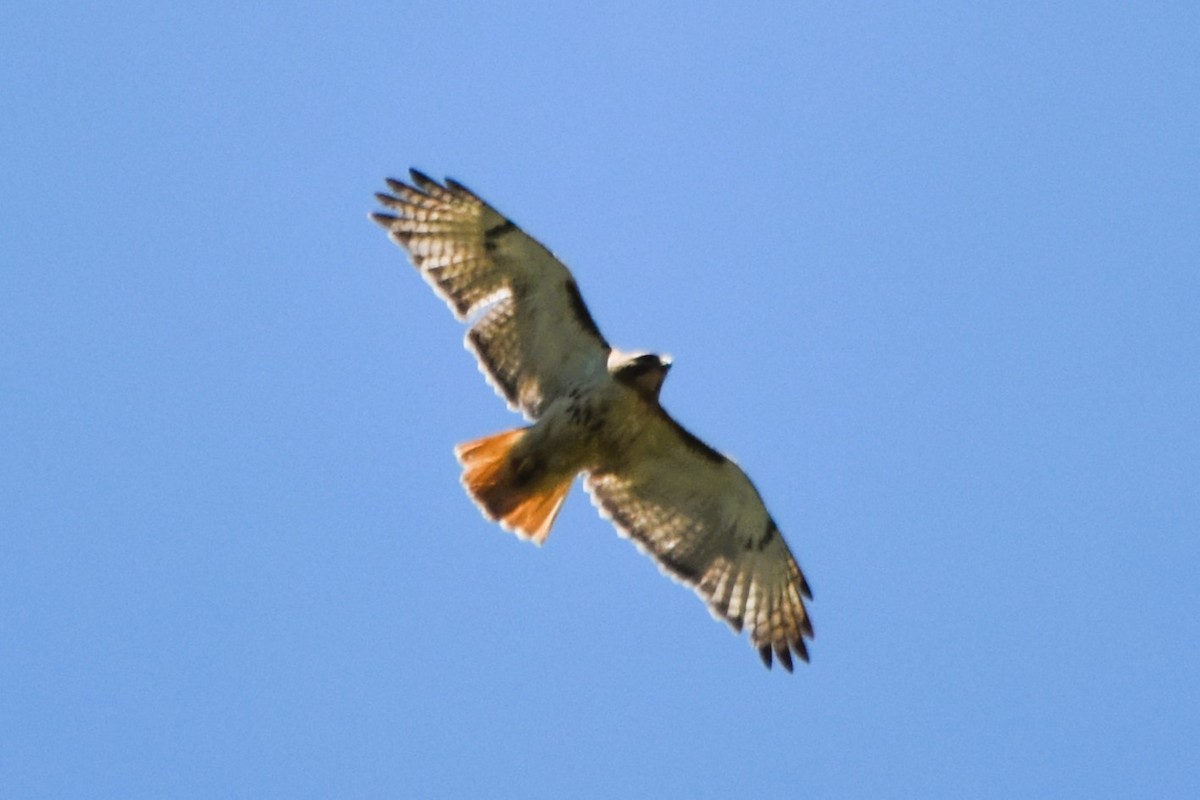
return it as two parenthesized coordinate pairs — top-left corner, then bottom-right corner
(372, 171), (814, 670)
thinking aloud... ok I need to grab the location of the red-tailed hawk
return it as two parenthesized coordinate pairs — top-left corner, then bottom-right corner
(372, 171), (814, 670)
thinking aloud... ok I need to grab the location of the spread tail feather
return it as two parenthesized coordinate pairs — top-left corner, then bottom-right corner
(454, 428), (572, 545)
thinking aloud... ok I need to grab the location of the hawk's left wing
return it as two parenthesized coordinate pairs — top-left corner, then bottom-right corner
(586, 412), (814, 671)
(372, 171), (610, 420)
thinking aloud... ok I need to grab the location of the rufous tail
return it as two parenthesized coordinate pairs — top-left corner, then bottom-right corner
(454, 428), (573, 545)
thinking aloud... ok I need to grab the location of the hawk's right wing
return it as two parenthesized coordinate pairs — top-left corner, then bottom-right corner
(585, 410), (814, 671)
(372, 170), (611, 420)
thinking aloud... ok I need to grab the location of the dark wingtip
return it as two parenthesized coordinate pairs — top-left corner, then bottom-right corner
(775, 644), (794, 673)
(385, 177), (409, 194)
(758, 644), (773, 669)
(444, 177), (479, 199)
(793, 638), (810, 664)
(374, 191), (401, 208)
(408, 168), (437, 189)
(370, 212), (398, 228)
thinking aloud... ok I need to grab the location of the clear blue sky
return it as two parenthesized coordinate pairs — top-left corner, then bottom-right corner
(3, 2), (1197, 797)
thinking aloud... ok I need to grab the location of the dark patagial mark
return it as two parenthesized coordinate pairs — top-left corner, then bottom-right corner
(485, 219), (517, 239)
(563, 279), (609, 348)
(664, 417), (727, 465)
(483, 219), (517, 252)
(753, 520), (782, 551)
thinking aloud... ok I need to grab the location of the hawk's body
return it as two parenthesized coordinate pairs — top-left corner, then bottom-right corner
(372, 171), (814, 670)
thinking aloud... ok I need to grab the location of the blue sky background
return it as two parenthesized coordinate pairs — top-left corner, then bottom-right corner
(3, 2), (1197, 797)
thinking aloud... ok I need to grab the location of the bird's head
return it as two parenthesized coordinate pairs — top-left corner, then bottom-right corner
(609, 350), (673, 401)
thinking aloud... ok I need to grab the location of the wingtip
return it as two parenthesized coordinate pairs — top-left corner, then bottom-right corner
(375, 191), (400, 207)
(775, 643), (795, 673)
(444, 177), (481, 200)
(408, 167), (437, 189)
(759, 636), (809, 672)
